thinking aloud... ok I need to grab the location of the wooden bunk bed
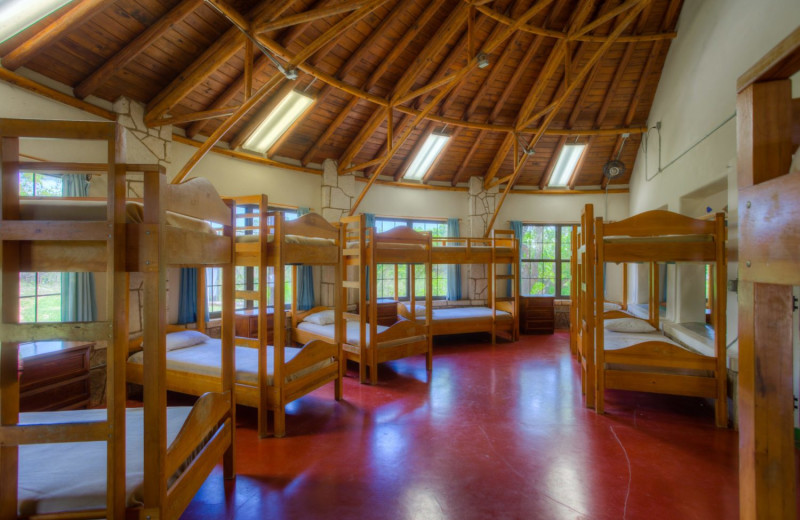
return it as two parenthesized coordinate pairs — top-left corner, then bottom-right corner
(293, 214), (432, 384)
(0, 118), (235, 519)
(590, 209), (728, 428)
(128, 194), (342, 438)
(396, 231), (519, 342)
(735, 25), (800, 519)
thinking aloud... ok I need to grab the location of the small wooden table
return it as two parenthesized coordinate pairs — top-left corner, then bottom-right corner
(234, 308), (275, 342)
(357, 299), (398, 326)
(19, 340), (93, 412)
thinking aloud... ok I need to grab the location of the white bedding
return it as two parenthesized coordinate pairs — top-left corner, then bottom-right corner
(236, 234), (336, 246)
(297, 320), (388, 345)
(18, 407), (191, 517)
(603, 329), (702, 355)
(128, 339), (334, 385)
(402, 304), (511, 321)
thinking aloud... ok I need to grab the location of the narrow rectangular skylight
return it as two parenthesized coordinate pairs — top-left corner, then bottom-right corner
(242, 90), (314, 154)
(548, 144), (586, 187)
(0, 0), (72, 44)
(403, 132), (450, 180)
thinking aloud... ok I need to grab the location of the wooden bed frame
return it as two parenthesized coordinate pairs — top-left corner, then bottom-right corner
(0, 118), (235, 520)
(395, 230), (519, 342)
(129, 195), (343, 439)
(591, 209), (728, 428)
(735, 24), (800, 519)
(315, 214), (433, 384)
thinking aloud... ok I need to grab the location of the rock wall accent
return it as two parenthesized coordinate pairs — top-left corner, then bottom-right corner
(466, 177), (498, 301)
(113, 97), (172, 169)
(320, 159), (358, 306)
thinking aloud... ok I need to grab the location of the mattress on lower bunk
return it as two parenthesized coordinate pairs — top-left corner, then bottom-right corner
(297, 320), (425, 348)
(20, 199), (213, 233)
(127, 339), (334, 385)
(603, 329), (713, 376)
(18, 407), (191, 517)
(236, 234), (336, 246)
(402, 304), (511, 321)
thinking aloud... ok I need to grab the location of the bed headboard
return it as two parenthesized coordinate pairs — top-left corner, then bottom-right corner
(167, 177), (230, 225)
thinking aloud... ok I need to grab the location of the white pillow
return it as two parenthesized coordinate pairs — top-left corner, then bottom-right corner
(604, 302), (622, 312)
(404, 303), (425, 314)
(304, 309), (336, 325)
(604, 317), (656, 333)
(166, 330), (210, 351)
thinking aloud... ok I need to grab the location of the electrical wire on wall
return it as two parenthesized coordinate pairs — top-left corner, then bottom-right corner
(642, 112), (737, 182)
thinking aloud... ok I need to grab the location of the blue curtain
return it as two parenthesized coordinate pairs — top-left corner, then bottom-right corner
(61, 175), (97, 321)
(446, 218), (461, 301)
(509, 221), (523, 296)
(296, 207), (315, 310)
(177, 268), (200, 324)
(363, 213), (375, 300)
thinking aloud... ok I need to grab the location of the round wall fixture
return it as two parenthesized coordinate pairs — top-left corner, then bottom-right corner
(603, 159), (625, 179)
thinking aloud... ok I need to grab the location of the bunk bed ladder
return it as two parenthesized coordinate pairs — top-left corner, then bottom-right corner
(0, 119), (127, 519)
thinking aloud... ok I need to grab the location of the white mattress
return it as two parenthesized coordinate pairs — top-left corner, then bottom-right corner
(18, 407), (191, 517)
(604, 302), (622, 312)
(603, 329), (700, 354)
(297, 320), (388, 345)
(402, 304), (511, 321)
(127, 339), (334, 385)
(236, 234), (335, 246)
(20, 199), (212, 233)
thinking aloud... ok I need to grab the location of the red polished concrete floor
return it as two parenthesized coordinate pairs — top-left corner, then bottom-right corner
(179, 332), (743, 520)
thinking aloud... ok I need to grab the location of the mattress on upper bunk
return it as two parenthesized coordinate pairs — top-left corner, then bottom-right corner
(297, 320), (425, 348)
(18, 407), (191, 517)
(127, 339), (335, 385)
(401, 304), (511, 321)
(236, 234), (336, 246)
(20, 199), (213, 233)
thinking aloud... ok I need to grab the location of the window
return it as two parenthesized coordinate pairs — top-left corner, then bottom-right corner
(19, 171), (63, 322)
(520, 224), (572, 298)
(374, 217), (448, 300)
(207, 206), (298, 316)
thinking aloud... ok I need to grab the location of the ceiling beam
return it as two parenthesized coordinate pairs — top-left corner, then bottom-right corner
(74, 0), (203, 99)
(484, 0), (649, 236)
(145, 0), (293, 125)
(338, 1), (470, 170)
(299, 0), (408, 165)
(173, 0), (388, 183)
(256, 0), (371, 32)
(1, 0), (108, 71)
(348, 0), (555, 214)
(147, 106), (240, 127)
(571, 0), (645, 40)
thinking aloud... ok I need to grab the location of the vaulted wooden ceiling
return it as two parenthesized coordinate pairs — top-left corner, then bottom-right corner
(0, 0), (682, 192)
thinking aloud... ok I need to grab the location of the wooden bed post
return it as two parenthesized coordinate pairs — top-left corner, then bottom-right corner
(142, 166), (169, 516)
(649, 262), (659, 328)
(359, 217), (368, 384)
(425, 235), (433, 372)
(713, 213), (727, 428)
(370, 234), (379, 385)
(257, 196), (269, 438)
(582, 204), (595, 409)
(196, 267), (207, 334)
(737, 36), (797, 517)
(594, 216), (605, 414)
(570, 225), (578, 355)
(273, 213), (286, 436)
(621, 261), (628, 310)
(0, 134), (21, 520)
(221, 198), (236, 476)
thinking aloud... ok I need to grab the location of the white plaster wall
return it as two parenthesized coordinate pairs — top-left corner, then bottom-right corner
(499, 192), (629, 226)
(169, 142), (322, 209)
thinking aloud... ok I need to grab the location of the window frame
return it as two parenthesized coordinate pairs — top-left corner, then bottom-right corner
(208, 205), (299, 318)
(373, 216), (448, 301)
(520, 223), (572, 299)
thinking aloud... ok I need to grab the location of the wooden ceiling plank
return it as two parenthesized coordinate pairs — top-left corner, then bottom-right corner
(297, 0), (409, 164)
(485, 0), (647, 235)
(339, 2), (470, 169)
(1, 0), (108, 71)
(257, 0), (371, 33)
(451, 130), (484, 186)
(302, 96), (358, 165)
(73, 0), (203, 99)
(349, 0), (551, 212)
(145, 0), (290, 124)
(174, 0), (388, 183)
(244, 39), (254, 100)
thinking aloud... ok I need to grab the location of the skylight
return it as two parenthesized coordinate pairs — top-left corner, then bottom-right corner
(403, 132), (450, 181)
(242, 90), (314, 154)
(547, 144), (586, 187)
(0, 0), (72, 44)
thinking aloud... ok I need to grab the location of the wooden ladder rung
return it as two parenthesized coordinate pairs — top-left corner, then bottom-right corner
(343, 312), (361, 321)
(235, 290), (260, 301)
(495, 275), (513, 280)
(1, 321), (112, 343)
(494, 297), (514, 302)
(342, 281), (360, 289)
